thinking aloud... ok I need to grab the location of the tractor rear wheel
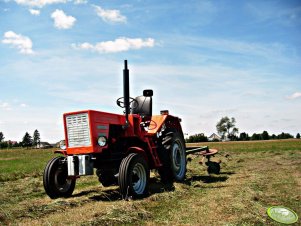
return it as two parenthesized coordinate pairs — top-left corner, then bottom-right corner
(158, 130), (187, 183)
(43, 156), (76, 199)
(118, 153), (149, 199)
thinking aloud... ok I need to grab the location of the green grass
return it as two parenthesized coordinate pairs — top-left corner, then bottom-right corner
(0, 148), (54, 182)
(0, 140), (300, 225)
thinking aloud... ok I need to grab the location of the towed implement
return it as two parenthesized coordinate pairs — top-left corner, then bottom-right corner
(43, 60), (219, 199)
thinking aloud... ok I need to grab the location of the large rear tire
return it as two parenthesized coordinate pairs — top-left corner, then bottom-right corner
(158, 130), (187, 183)
(118, 153), (149, 199)
(43, 156), (76, 199)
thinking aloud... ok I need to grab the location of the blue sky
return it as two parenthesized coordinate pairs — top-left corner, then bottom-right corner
(0, 0), (300, 142)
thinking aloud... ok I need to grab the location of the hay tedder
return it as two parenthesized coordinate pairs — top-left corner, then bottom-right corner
(43, 60), (220, 199)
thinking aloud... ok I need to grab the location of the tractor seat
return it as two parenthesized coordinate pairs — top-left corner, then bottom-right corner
(131, 90), (153, 120)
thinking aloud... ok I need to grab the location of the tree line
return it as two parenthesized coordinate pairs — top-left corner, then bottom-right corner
(186, 116), (300, 143)
(0, 130), (41, 149)
(186, 131), (298, 143)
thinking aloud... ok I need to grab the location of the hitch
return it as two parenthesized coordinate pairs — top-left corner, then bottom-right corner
(186, 146), (220, 174)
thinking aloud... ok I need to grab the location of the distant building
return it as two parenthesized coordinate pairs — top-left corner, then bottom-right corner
(208, 133), (221, 141)
(9, 140), (18, 145)
(36, 142), (53, 149)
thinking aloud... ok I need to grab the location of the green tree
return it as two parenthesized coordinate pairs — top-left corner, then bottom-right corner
(251, 133), (261, 140)
(12, 141), (20, 147)
(261, 131), (270, 140)
(216, 116), (239, 140)
(239, 132), (249, 141)
(186, 133), (208, 143)
(22, 132), (33, 148)
(0, 132), (4, 142)
(296, 133), (300, 139)
(277, 132), (293, 139)
(33, 129), (41, 147)
(0, 141), (8, 149)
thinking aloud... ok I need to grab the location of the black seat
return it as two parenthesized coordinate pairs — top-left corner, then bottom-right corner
(131, 90), (153, 120)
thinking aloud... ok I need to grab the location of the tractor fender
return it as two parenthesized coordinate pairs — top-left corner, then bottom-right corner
(149, 115), (184, 138)
(127, 146), (148, 162)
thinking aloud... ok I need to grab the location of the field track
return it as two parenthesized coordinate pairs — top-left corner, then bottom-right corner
(0, 139), (300, 225)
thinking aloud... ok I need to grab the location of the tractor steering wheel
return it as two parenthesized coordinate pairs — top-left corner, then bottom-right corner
(116, 97), (139, 109)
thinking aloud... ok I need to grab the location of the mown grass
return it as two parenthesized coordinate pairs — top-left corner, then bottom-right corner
(0, 140), (300, 225)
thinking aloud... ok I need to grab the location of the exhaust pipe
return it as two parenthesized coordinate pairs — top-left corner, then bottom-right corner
(123, 60), (130, 124)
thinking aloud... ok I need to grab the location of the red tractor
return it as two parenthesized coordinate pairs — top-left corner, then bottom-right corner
(43, 60), (187, 199)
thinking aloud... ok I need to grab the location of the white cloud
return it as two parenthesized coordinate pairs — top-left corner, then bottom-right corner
(2, 31), (34, 55)
(93, 5), (127, 23)
(0, 102), (12, 111)
(29, 9), (40, 15)
(72, 37), (155, 53)
(74, 0), (87, 4)
(20, 103), (27, 107)
(51, 9), (76, 29)
(14, 0), (67, 8)
(287, 92), (301, 100)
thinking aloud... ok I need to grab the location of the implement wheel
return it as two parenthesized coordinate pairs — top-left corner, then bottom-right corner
(43, 156), (76, 199)
(118, 153), (149, 199)
(207, 161), (221, 175)
(159, 130), (187, 183)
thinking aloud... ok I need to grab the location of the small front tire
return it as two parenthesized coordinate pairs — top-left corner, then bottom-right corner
(43, 156), (76, 199)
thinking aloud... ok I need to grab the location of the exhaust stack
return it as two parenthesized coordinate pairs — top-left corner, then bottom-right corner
(123, 60), (130, 124)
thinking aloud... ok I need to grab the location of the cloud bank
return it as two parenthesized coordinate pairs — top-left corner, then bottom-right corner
(93, 5), (127, 23)
(29, 9), (40, 15)
(15, 0), (68, 8)
(72, 37), (155, 53)
(2, 31), (34, 55)
(51, 9), (76, 29)
(287, 92), (301, 100)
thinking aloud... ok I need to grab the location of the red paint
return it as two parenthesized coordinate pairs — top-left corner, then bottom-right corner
(62, 110), (183, 169)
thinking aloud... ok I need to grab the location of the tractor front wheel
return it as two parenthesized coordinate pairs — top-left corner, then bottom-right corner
(118, 153), (149, 199)
(43, 156), (76, 199)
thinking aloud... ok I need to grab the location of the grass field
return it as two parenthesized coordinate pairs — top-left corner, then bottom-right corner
(0, 139), (300, 225)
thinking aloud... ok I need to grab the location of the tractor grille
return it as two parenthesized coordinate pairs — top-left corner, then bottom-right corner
(66, 113), (91, 147)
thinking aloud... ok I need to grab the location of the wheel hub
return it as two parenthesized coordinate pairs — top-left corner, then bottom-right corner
(54, 167), (72, 192)
(132, 163), (146, 194)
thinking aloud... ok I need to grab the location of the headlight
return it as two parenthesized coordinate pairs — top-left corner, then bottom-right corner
(60, 140), (66, 150)
(97, 136), (107, 147)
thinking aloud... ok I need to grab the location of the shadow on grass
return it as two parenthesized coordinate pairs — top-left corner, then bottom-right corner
(185, 175), (229, 184)
(75, 177), (176, 201)
(72, 189), (100, 197)
(72, 173), (231, 201)
(89, 188), (121, 202)
(148, 177), (175, 195)
(219, 171), (235, 175)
